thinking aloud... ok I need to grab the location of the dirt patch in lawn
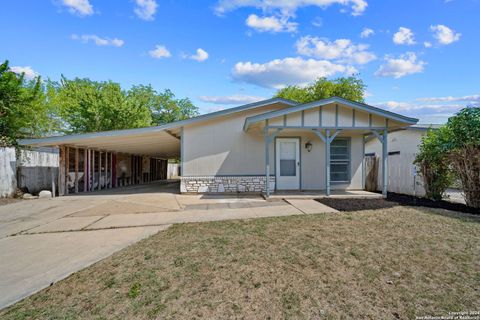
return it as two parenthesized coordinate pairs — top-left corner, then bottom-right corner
(2, 207), (479, 319)
(317, 192), (478, 214)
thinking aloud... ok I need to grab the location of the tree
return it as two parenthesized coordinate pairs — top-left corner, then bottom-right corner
(48, 77), (153, 134)
(275, 76), (366, 103)
(443, 107), (480, 208)
(414, 129), (453, 201)
(49, 78), (199, 133)
(0, 60), (54, 146)
(415, 106), (480, 208)
(150, 89), (198, 125)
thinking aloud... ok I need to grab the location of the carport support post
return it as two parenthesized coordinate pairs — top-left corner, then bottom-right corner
(74, 148), (79, 193)
(65, 146), (69, 195)
(382, 129), (388, 198)
(84, 148), (88, 192)
(104, 151), (108, 189)
(98, 151), (102, 191)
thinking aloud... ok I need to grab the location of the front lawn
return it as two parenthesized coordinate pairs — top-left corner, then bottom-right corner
(2, 206), (479, 319)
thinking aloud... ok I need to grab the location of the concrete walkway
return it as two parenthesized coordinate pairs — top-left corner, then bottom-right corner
(0, 181), (338, 309)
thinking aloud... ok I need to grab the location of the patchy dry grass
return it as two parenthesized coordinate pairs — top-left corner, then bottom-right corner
(2, 206), (479, 319)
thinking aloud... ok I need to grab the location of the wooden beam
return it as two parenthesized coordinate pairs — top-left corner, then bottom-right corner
(65, 146), (69, 195)
(58, 146), (65, 196)
(83, 148), (88, 192)
(98, 151), (102, 190)
(74, 148), (79, 193)
(382, 128), (388, 198)
(109, 152), (113, 188)
(91, 150), (95, 191)
(104, 151), (108, 189)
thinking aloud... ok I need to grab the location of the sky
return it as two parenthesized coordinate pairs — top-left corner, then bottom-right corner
(1, 0), (479, 124)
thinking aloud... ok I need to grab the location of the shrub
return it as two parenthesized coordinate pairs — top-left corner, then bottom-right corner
(444, 107), (480, 208)
(415, 129), (453, 201)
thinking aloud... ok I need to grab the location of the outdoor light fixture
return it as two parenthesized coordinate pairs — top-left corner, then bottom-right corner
(305, 141), (312, 152)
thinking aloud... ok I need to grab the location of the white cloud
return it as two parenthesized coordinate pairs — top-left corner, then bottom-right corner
(71, 34), (124, 47)
(188, 48), (209, 62)
(417, 94), (480, 104)
(378, 101), (464, 113)
(61, 0), (93, 16)
(295, 36), (376, 64)
(360, 27), (374, 38)
(232, 57), (355, 89)
(246, 14), (297, 33)
(199, 94), (266, 105)
(312, 17), (323, 27)
(214, 0), (368, 17)
(393, 27), (415, 45)
(375, 52), (425, 78)
(134, 0), (158, 21)
(430, 24), (461, 45)
(149, 45), (171, 59)
(10, 66), (38, 80)
(423, 41), (432, 48)
(374, 100), (464, 123)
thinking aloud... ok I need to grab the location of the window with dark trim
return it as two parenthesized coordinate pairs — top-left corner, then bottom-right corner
(330, 138), (350, 183)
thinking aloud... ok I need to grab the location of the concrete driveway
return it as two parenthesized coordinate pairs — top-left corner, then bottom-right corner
(0, 181), (333, 309)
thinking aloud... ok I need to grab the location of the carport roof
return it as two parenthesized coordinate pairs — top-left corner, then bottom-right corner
(20, 97), (298, 158)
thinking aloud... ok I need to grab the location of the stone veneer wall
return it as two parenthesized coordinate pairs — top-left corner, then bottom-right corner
(180, 176), (275, 193)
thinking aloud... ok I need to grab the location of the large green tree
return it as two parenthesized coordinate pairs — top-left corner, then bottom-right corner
(49, 78), (199, 133)
(0, 60), (54, 146)
(275, 76), (366, 103)
(48, 77), (153, 133)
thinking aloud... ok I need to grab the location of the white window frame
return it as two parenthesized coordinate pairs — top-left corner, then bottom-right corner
(330, 137), (351, 183)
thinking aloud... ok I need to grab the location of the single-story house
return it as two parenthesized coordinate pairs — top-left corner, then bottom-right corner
(21, 96), (418, 197)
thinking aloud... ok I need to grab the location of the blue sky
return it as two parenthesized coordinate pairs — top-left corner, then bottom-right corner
(2, 0), (479, 123)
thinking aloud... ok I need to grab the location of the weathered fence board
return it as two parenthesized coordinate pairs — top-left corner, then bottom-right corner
(365, 153), (425, 197)
(0, 147), (59, 198)
(17, 147), (59, 195)
(0, 148), (17, 198)
(167, 163), (180, 179)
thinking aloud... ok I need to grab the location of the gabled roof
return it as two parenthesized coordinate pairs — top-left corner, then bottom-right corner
(243, 96), (419, 131)
(20, 97), (297, 148)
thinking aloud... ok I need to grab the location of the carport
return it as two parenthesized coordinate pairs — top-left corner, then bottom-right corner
(21, 125), (181, 196)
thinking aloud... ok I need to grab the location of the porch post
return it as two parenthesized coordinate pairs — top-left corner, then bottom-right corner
(325, 129), (331, 196)
(264, 126), (270, 198)
(382, 129), (388, 198)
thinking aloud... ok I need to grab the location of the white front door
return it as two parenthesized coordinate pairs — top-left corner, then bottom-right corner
(276, 138), (300, 190)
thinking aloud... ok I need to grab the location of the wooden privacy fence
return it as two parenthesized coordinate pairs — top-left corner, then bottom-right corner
(0, 147), (59, 197)
(365, 152), (425, 197)
(167, 163), (180, 179)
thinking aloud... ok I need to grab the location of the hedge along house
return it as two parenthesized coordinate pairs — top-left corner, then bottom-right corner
(21, 97), (418, 197)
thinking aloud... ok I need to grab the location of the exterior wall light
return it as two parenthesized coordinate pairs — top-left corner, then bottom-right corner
(305, 141), (312, 152)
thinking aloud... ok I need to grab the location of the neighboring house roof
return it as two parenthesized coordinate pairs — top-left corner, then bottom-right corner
(409, 124), (443, 130)
(364, 123), (442, 143)
(243, 96), (419, 131)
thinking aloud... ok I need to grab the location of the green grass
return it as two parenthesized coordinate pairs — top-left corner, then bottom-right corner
(2, 206), (479, 319)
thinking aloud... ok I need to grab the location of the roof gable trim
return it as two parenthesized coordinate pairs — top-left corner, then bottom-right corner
(243, 96), (418, 131)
